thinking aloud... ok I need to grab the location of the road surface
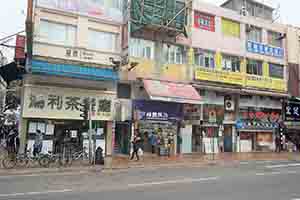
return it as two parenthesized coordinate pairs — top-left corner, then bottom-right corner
(0, 160), (300, 200)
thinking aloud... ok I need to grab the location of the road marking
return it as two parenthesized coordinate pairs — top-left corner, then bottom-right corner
(0, 189), (72, 197)
(265, 163), (300, 169)
(128, 176), (219, 188)
(0, 171), (89, 179)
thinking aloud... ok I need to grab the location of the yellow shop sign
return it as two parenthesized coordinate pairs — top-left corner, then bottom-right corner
(195, 68), (244, 85)
(245, 75), (286, 91)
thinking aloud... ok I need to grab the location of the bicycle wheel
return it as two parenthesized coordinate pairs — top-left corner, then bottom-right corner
(2, 157), (17, 169)
(16, 157), (29, 168)
(38, 155), (51, 168)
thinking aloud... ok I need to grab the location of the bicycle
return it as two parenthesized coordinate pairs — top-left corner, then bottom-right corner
(2, 151), (45, 169)
(38, 151), (71, 168)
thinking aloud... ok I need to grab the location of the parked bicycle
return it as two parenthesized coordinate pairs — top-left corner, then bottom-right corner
(2, 151), (45, 169)
(38, 151), (71, 168)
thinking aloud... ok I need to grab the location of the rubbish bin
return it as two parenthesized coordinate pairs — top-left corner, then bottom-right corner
(95, 147), (104, 165)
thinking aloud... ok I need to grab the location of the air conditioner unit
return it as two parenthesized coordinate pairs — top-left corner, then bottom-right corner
(225, 100), (235, 111)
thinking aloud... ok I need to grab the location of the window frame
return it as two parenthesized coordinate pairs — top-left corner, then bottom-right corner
(38, 19), (77, 47)
(246, 59), (263, 76)
(194, 11), (215, 32)
(164, 44), (185, 64)
(246, 26), (262, 43)
(129, 38), (154, 60)
(194, 49), (215, 69)
(222, 18), (240, 38)
(269, 63), (284, 79)
(267, 31), (283, 48)
(88, 29), (118, 52)
(222, 54), (241, 72)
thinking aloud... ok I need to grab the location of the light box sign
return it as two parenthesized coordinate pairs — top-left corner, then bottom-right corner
(37, 0), (123, 23)
(246, 41), (284, 58)
(22, 85), (115, 121)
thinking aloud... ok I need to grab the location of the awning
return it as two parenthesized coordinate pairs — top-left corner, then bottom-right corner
(143, 79), (202, 104)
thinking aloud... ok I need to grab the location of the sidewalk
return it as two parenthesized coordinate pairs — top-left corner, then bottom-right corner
(111, 152), (300, 169)
(0, 152), (299, 176)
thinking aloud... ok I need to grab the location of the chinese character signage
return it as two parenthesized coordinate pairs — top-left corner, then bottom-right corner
(246, 40), (284, 58)
(37, 0), (123, 23)
(133, 100), (183, 121)
(284, 100), (300, 121)
(22, 86), (115, 121)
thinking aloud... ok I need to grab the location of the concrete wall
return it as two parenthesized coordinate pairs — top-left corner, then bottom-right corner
(33, 8), (122, 66)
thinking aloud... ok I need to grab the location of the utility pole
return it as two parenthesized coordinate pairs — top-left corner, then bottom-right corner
(88, 101), (92, 164)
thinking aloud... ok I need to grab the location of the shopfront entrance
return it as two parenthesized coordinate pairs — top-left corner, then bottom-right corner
(223, 125), (233, 152)
(133, 100), (183, 156)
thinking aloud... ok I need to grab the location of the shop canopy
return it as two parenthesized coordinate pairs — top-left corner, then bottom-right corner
(143, 79), (202, 105)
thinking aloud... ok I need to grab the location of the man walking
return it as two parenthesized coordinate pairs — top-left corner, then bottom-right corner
(130, 131), (141, 161)
(275, 135), (281, 153)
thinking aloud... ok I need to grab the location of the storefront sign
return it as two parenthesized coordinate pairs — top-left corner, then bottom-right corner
(245, 75), (286, 91)
(22, 85), (115, 120)
(183, 104), (201, 123)
(195, 68), (244, 86)
(133, 100), (183, 121)
(284, 100), (300, 121)
(37, 0), (123, 23)
(246, 40), (284, 58)
(194, 68), (286, 91)
(65, 48), (95, 61)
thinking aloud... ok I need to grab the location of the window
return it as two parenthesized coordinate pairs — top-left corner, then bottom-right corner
(269, 63), (284, 79)
(129, 38), (154, 59)
(247, 59), (263, 76)
(164, 44), (184, 64)
(88, 29), (117, 52)
(222, 55), (240, 72)
(194, 12), (215, 32)
(194, 49), (215, 69)
(111, 0), (123, 10)
(268, 31), (283, 47)
(222, 18), (240, 38)
(246, 26), (262, 42)
(39, 20), (76, 46)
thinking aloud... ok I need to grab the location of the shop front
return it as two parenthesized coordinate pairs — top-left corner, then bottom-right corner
(236, 108), (281, 152)
(132, 79), (202, 156)
(21, 85), (116, 156)
(133, 100), (182, 156)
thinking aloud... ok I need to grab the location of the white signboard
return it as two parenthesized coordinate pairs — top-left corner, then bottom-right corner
(22, 85), (115, 121)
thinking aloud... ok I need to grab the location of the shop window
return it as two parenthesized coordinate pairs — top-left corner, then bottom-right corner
(247, 59), (263, 76)
(222, 54), (240, 72)
(164, 44), (184, 64)
(194, 49), (215, 69)
(194, 11), (215, 32)
(269, 63), (284, 79)
(129, 38), (154, 59)
(268, 31), (283, 47)
(246, 25), (262, 43)
(117, 83), (131, 99)
(88, 29), (118, 52)
(222, 18), (240, 38)
(39, 20), (77, 46)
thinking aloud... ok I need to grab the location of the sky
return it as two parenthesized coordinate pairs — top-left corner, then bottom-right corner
(0, 0), (299, 62)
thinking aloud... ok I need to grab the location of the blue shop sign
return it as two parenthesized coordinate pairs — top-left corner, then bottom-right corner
(133, 100), (183, 121)
(31, 60), (118, 81)
(236, 119), (278, 130)
(246, 41), (284, 58)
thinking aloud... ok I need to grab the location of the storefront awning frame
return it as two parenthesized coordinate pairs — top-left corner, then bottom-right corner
(143, 79), (203, 105)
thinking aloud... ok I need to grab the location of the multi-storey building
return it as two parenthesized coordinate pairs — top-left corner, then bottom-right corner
(119, 0), (288, 156)
(22, 0), (123, 164)
(190, 0), (287, 153)
(284, 26), (300, 138)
